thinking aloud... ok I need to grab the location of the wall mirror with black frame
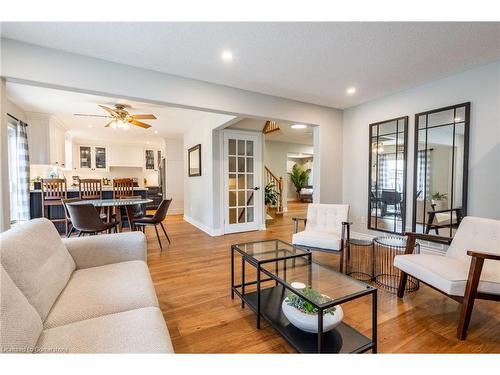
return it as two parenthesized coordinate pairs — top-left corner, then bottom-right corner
(368, 116), (408, 234)
(412, 102), (470, 238)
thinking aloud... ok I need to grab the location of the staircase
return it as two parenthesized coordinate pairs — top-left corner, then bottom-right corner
(264, 166), (284, 215)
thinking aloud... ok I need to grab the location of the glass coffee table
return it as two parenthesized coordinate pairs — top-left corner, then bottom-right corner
(231, 239), (377, 353)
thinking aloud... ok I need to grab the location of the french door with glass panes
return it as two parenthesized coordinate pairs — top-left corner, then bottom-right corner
(223, 130), (263, 234)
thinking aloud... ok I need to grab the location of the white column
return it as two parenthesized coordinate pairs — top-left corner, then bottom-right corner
(0, 78), (11, 231)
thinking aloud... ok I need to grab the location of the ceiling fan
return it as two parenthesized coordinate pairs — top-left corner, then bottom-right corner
(74, 104), (157, 129)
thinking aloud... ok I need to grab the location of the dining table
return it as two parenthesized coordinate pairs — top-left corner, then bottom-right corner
(68, 198), (153, 232)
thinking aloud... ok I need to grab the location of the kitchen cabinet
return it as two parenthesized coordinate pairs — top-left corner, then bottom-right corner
(78, 145), (108, 171)
(28, 114), (67, 167)
(144, 148), (162, 171)
(109, 144), (143, 168)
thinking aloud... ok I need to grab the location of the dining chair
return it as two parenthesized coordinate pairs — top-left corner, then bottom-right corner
(41, 178), (68, 234)
(66, 203), (118, 236)
(129, 199), (172, 249)
(120, 195), (145, 231)
(61, 198), (81, 238)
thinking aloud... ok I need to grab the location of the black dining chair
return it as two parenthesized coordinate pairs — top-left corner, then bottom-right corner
(66, 203), (118, 236)
(120, 195), (145, 231)
(61, 198), (81, 238)
(128, 199), (172, 249)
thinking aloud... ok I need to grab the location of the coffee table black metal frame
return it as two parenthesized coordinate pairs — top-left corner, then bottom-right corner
(231, 239), (378, 354)
(231, 240), (312, 329)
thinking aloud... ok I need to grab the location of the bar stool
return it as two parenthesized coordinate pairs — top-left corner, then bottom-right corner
(41, 178), (68, 234)
(79, 178), (102, 200)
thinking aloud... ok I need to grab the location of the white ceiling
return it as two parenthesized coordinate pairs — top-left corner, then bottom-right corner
(229, 118), (313, 145)
(6, 82), (232, 143)
(2, 22), (499, 109)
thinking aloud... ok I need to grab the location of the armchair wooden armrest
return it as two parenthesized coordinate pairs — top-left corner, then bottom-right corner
(341, 221), (352, 241)
(403, 232), (453, 253)
(292, 217), (307, 233)
(467, 250), (500, 261)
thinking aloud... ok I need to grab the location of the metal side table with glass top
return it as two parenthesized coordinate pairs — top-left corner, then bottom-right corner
(231, 239), (377, 353)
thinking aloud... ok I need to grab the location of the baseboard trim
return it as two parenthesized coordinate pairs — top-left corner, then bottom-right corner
(350, 231), (447, 256)
(167, 208), (184, 215)
(183, 215), (222, 237)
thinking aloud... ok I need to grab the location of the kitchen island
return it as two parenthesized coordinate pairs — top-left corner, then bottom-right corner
(30, 186), (149, 232)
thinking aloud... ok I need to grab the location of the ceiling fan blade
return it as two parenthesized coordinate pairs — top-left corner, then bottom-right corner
(130, 120), (152, 129)
(104, 120), (115, 128)
(74, 114), (113, 118)
(99, 105), (118, 115)
(131, 114), (157, 120)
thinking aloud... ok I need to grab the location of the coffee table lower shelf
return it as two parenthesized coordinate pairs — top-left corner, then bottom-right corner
(241, 285), (373, 353)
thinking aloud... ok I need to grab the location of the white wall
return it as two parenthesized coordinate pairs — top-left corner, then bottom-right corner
(164, 138), (184, 215)
(343, 61), (500, 236)
(0, 39), (344, 219)
(0, 79), (9, 231)
(183, 114), (236, 234)
(264, 141), (314, 209)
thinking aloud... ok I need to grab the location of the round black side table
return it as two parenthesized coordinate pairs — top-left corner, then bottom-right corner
(373, 236), (420, 293)
(345, 238), (374, 282)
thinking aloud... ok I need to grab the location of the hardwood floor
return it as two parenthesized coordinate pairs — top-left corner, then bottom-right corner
(145, 203), (500, 353)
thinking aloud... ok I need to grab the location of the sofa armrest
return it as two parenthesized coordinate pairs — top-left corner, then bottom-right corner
(63, 232), (147, 269)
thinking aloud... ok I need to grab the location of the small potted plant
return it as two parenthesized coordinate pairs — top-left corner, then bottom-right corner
(265, 181), (280, 214)
(431, 192), (448, 211)
(281, 284), (343, 333)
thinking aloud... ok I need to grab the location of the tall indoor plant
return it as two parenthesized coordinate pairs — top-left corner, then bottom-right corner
(288, 164), (311, 197)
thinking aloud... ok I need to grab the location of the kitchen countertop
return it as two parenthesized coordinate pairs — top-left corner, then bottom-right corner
(30, 186), (149, 193)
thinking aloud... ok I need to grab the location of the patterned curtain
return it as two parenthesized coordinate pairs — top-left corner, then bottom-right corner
(378, 154), (392, 189)
(15, 121), (30, 221)
(416, 150), (431, 200)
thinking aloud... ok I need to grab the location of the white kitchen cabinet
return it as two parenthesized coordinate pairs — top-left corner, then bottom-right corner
(28, 114), (67, 167)
(78, 145), (108, 171)
(109, 144), (143, 168)
(144, 148), (162, 171)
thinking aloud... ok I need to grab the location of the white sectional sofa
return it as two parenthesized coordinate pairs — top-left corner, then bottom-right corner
(0, 218), (173, 353)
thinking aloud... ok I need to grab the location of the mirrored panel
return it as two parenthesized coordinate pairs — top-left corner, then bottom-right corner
(368, 116), (408, 234)
(412, 102), (470, 238)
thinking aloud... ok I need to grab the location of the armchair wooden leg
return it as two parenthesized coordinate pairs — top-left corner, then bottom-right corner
(397, 271), (408, 298)
(457, 256), (484, 340)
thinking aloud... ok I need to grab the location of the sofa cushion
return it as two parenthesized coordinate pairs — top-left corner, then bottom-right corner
(292, 230), (341, 251)
(44, 260), (159, 329)
(0, 218), (75, 321)
(394, 253), (500, 296)
(1, 266), (43, 353)
(37, 307), (173, 353)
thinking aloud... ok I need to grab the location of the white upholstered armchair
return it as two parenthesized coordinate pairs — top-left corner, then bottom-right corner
(292, 204), (350, 272)
(394, 216), (500, 340)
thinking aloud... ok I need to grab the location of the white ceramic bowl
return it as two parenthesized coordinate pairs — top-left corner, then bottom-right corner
(281, 299), (343, 333)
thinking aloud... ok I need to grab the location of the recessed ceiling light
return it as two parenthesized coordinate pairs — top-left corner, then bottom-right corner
(347, 87), (356, 95)
(154, 130), (158, 134)
(291, 124), (307, 129)
(87, 124), (93, 128)
(221, 50), (233, 62)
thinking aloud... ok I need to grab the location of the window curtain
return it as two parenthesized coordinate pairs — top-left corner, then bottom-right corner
(14, 120), (30, 222)
(378, 154), (391, 189)
(416, 150), (431, 200)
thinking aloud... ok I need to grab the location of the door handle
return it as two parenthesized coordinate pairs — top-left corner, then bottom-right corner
(253, 187), (260, 191)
